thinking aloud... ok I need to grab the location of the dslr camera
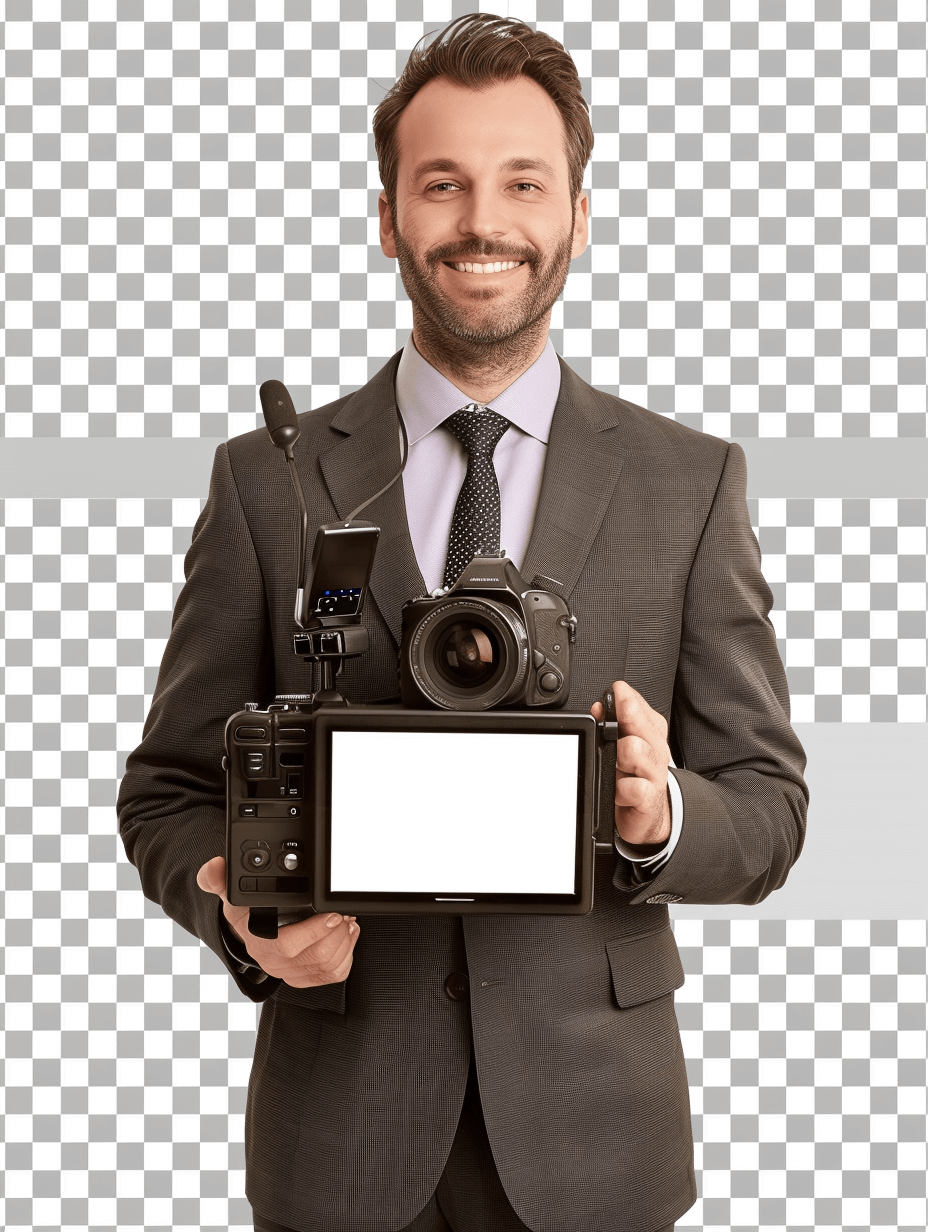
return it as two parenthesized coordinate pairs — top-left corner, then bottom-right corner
(225, 383), (615, 938)
(400, 552), (576, 712)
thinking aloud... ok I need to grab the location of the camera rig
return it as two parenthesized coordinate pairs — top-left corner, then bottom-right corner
(225, 381), (619, 939)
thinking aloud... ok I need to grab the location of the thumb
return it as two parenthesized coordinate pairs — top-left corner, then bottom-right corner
(196, 855), (227, 900)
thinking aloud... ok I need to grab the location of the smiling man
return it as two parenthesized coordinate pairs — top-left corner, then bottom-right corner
(378, 73), (588, 403)
(118, 14), (808, 1232)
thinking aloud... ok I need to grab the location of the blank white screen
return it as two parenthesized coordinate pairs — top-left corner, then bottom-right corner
(329, 730), (580, 894)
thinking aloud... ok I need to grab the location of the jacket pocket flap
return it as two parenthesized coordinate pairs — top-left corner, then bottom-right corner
(605, 928), (685, 1009)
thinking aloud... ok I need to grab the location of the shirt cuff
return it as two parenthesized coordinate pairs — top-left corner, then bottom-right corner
(613, 768), (684, 874)
(218, 908), (271, 984)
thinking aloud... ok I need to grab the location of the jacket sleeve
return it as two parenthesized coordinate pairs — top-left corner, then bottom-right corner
(117, 443), (281, 1001)
(614, 441), (809, 905)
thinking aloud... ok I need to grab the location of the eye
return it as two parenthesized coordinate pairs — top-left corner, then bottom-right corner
(428, 181), (461, 194)
(512, 182), (541, 193)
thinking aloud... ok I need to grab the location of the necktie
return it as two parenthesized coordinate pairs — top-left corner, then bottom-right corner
(442, 404), (511, 588)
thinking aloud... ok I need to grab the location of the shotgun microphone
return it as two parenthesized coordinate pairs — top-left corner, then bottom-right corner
(260, 379), (300, 454)
(259, 379), (309, 626)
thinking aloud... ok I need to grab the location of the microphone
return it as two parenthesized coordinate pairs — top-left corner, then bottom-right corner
(259, 379), (300, 455)
(259, 379), (309, 627)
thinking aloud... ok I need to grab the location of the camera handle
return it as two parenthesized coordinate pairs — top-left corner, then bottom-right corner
(593, 688), (621, 854)
(243, 652), (358, 940)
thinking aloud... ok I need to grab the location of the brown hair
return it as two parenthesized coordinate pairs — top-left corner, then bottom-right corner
(373, 13), (593, 211)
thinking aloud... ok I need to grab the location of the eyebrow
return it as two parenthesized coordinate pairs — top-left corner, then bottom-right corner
(411, 157), (558, 181)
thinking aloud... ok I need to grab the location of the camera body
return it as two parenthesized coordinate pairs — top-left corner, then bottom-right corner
(400, 553), (575, 711)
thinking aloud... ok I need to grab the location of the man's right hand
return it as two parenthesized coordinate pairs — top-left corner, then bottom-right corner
(197, 856), (360, 988)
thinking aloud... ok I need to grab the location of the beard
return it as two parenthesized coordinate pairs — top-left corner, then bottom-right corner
(392, 219), (575, 372)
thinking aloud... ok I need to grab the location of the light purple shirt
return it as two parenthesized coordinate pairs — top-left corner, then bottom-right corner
(394, 335), (682, 870)
(396, 334), (558, 594)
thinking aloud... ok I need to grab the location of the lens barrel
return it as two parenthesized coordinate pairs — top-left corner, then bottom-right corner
(404, 597), (530, 710)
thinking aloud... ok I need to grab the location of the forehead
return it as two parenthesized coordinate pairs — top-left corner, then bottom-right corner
(394, 76), (570, 179)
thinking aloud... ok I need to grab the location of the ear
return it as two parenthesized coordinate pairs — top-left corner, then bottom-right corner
(571, 191), (589, 260)
(378, 191), (397, 259)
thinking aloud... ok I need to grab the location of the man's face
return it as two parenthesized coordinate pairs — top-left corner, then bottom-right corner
(379, 76), (588, 347)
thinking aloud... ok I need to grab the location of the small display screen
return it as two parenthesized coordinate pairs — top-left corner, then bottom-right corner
(307, 524), (378, 609)
(314, 587), (363, 616)
(328, 730), (581, 895)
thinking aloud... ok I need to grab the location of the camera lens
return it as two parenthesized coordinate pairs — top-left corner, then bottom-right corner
(434, 621), (500, 688)
(405, 598), (529, 710)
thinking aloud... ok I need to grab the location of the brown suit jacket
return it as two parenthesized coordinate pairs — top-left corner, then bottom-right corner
(118, 354), (808, 1232)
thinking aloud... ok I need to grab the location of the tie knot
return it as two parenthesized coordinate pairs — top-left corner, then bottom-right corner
(444, 405), (510, 456)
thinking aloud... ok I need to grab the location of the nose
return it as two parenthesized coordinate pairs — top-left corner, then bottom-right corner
(455, 182), (508, 240)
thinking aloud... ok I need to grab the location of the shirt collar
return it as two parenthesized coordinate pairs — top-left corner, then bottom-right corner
(395, 334), (561, 446)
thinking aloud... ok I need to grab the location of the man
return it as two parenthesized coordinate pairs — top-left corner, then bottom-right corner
(118, 15), (808, 1232)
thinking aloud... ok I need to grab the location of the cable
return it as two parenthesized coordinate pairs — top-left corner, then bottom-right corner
(345, 412), (410, 523)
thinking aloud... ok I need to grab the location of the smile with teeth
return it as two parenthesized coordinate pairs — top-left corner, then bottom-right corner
(447, 260), (525, 274)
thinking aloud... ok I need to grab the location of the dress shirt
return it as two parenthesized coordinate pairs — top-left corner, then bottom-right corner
(395, 335), (683, 871)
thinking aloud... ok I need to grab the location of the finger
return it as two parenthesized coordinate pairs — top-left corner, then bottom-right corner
(271, 920), (360, 986)
(589, 700), (603, 720)
(276, 915), (360, 967)
(615, 775), (655, 814)
(196, 855), (228, 901)
(268, 913), (345, 960)
(195, 858), (254, 949)
(615, 734), (668, 786)
(610, 680), (669, 744)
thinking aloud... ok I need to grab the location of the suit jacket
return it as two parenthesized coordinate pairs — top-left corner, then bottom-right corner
(118, 353), (808, 1232)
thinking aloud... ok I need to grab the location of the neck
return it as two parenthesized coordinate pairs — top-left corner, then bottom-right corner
(410, 312), (550, 404)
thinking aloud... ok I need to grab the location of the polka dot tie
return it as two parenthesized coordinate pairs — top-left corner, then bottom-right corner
(441, 404), (511, 589)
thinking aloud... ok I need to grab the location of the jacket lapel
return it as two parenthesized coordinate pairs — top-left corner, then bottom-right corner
(318, 354), (427, 647)
(521, 358), (627, 598)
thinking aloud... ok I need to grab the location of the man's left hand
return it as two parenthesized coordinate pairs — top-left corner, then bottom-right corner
(590, 680), (672, 848)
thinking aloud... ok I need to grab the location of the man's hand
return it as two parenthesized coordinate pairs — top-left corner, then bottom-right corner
(196, 856), (360, 988)
(590, 680), (672, 849)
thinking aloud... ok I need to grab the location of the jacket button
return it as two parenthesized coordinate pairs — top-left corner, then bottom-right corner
(444, 972), (470, 1001)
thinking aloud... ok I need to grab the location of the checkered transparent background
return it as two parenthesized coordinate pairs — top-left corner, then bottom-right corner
(3, 7), (927, 1232)
(2, 2), (926, 440)
(2, 914), (925, 1232)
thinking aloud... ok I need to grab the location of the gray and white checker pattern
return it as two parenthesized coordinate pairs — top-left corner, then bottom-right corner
(673, 919), (927, 1232)
(1, 4), (926, 440)
(750, 497), (927, 723)
(3, 496), (927, 1230)
(2, 6), (926, 1232)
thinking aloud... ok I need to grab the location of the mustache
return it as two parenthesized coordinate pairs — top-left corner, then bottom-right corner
(425, 240), (538, 265)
